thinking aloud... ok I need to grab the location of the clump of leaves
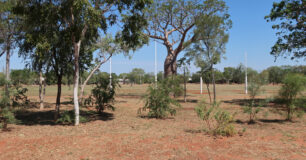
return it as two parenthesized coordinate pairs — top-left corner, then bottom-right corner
(278, 74), (306, 121)
(159, 76), (184, 98)
(56, 110), (88, 125)
(243, 79), (266, 123)
(0, 88), (15, 130)
(195, 100), (236, 136)
(11, 84), (29, 107)
(138, 79), (181, 118)
(84, 75), (118, 113)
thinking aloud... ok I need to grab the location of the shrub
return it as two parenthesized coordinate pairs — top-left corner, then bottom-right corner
(0, 73), (5, 86)
(195, 100), (236, 136)
(56, 110), (88, 125)
(84, 75), (118, 113)
(159, 76), (183, 98)
(138, 81), (181, 118)
(278, 74), (306, 121)
(0, 91), (16, 130)
(243, 79), (266, 123)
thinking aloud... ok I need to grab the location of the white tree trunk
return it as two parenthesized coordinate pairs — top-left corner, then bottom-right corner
(5, 47), (10, 97)
(73, 41), (81, 126)
(39, 70), (45, 110)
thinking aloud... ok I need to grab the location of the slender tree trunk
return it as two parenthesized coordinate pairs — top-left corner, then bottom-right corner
(80, 59), (108, 104)
(73, 41), (81, 126)
(205, 81), (212, 104)
(183, 67), (187, 103)
(39, 70), (44, 110)
(54, 73), (62, 121)
(5, 46), (10, 98)
(211, 67), (216, 103)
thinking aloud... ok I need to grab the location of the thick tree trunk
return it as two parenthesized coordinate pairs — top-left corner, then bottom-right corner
(5, 46), (10, 98)
(39, 70), (45, 110)
(80, 59), (108, 104)
(212, 67), (216, 104)
(73, 41), (81, 126)
(54, 73), (62, 121)
(164, 52), (177, 77)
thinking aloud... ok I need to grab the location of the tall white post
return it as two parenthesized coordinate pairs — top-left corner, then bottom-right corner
(200, 77), (203, 94)
(154, 40), (157, 87)
(110, 57), (112, 89)
(245, 52), (248, 94)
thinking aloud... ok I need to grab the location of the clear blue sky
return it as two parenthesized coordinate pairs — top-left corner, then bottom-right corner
(0, 0), (304, 74)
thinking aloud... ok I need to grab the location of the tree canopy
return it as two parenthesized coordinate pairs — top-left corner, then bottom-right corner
(265, 0), (305, 60)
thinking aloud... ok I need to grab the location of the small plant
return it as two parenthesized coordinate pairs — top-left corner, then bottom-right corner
(0, 87), (16, 130)
(56, 110), (88, 125)
(278, 74), (306, 121)
(243, 79), (265, 123)
(11, 84), (29, 107)
(195, 100), (236, 136)
(159, 76), (184, 98)
(84, 75), (118, 113)
(138, 81), (181, 118)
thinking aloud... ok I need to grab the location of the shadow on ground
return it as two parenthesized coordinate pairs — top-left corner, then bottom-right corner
(15, 109), (114, 126)
(223, 98), (270, 107)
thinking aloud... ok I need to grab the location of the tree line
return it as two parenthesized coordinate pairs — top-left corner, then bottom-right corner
(1, 65), (305, 86)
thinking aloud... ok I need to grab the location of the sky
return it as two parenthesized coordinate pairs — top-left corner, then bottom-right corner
(0, 0), (305, 75)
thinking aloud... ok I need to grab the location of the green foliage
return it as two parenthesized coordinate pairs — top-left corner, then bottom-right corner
(195, 100), (236, 136)
(128, 68), (145, 84)
(0, 73), (5, 86)
(279, 73), (306, 120)
(10, 69), (37, 85)
(0, 84), (15, 130)
(243, 79), (267, 123)
(85, 74), (119, 113)
(138, 79), (181, 118)
(56, 110), (87, 125)
(265, 0), (305, 60)
(11, 84), (29, 107)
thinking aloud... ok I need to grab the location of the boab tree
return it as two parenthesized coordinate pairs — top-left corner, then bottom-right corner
(144, 0), (229, 77)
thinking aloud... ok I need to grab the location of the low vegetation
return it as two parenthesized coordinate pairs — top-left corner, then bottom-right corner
(278, 74), (306, 121)
(138, 78), (182, 118)
(195, 100), (236, 136)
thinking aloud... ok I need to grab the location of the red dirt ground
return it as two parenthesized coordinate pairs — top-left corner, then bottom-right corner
(0, 84), (305, 160)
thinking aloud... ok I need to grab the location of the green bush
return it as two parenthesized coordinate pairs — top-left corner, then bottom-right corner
(195, 100), (236, 136)
(138, 81), (181, 118)
(0, 73), (5, 86)
(0, 91), (16, 130)
(56, 110), (88, 125)
(243, 79), (266, 123)
(279, 74), (306, 121)
(84, 75), (118, 113)
(159, 76), (183, 98)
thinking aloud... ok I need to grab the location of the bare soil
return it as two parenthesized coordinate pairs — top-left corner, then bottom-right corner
(0, 84), (305, 160)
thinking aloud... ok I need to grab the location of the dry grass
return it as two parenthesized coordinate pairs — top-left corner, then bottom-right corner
(0, 84), (305, 160)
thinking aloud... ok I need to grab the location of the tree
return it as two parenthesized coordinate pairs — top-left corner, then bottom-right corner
(0, 0), (19, 98)
(223, 67), (235, 84)
(144, 0), (229, 77)
(80, 35), (122, 104)
(15, 1), (85, 119)
(267, 66), (283, 84)
(128, 68), (145, 84)
(61, 0), (151, 126)
(265, 0), (305, 60)
(185, 10), (231, 103)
